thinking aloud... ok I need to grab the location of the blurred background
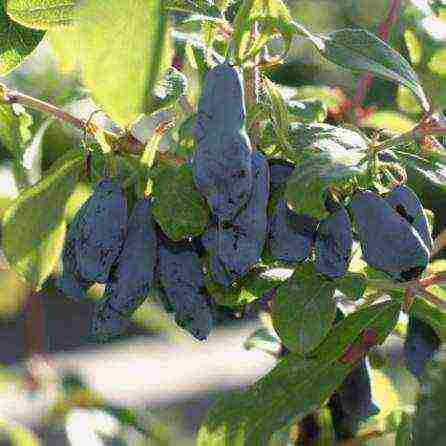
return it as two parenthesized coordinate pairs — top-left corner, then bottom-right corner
(0, 0), (445, 444)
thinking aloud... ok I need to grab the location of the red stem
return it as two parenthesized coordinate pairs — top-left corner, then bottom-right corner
(353, 0), (403, 108)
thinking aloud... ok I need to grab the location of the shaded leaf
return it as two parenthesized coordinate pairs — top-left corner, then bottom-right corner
(74, 0), (167, 126)
(285, 129), (367, 218)
(0, 2), (44, 74)
(335, 272), (367, 300)
(153, 164), (210, 241)
(0, 103), (33, 158)
(272, 264), (337, 354)
(197, 301), (400, 446)
(317, 29), (429, 111)
(1, 150), (83, 289)
(7, 0), (75, 29)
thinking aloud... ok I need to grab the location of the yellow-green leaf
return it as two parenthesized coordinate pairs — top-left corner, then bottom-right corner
(7, 0), (75, 29)
(74, 0), (167, 126)
(232, 0), (295, 63)
(0, 1), (44, 74)
(2, 150), (83, 289)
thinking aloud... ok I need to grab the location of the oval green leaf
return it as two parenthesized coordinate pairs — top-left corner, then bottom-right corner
(1, 150), (83, 289)
(318, 28), (430, 111)
(74, 0), (167, 126)
(272, 264), (337, 354)
(152, 163), (210, 241)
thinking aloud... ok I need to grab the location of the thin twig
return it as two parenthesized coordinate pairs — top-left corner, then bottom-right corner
(353, 0), (402, 108)
(1, 84), (87, 131)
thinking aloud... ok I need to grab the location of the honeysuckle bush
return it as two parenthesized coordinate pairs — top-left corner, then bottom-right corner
(0, 0), (446, 445)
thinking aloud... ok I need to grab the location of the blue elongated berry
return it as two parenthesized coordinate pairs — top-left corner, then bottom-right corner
(159, 241), (213, 341)
(74, 178), (128, 283)
(91, 199), (157, 341)
(218, 152), (269, 277)
(350, 190), (429, 281)
(58, 202), (93, 301)
(315, 207), (353, 279)
(385, 184), (433, 252)
(193, 62), (253, 221)
(404, 316), (441, 379)
(268, 199), (315, 264)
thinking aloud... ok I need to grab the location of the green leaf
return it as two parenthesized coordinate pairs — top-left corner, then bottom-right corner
(314, 300), (401, 360)
(149, 67), (187, 114)
(0, 103), (33, 158)
(152, 163), (210, 241)
(395, 412), (413, 446)
(262, 77), (292, 152)
(232, 0), (295, 63)
(197, 300), (400, 446)
(1, 150), (83, 289)
(272, 264), (337, 354)
(317, 29), (430, 111)
(285, 127), (367, 218)
(287, 123), (369, 157)
(335, 272), (367, 300)
(7, 0), (75, 29)
(0, 2), (44, 74)
(74, 0), (167, 126)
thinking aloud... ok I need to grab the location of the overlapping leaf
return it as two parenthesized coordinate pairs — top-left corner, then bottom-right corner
(272, 264), (337, 354)
(152, 164), (210, 241)
(7, 0), (76, 29)
(0, 1), (44, 74)
(2, 150), (83, 289)
(197, 301), (400, 446)
(232, 0), (296, 63)
(74, 0), (167, 126)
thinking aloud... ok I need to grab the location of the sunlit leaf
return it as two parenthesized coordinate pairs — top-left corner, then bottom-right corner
(7, 0), (75, 29)
(74, 0), (168, 126)
(2, 150), (83, 289)
(0, 2), (44, 74)
(315, 29), (430, 111)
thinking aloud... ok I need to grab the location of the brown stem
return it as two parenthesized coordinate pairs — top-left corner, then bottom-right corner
(353, 0), (402, 108)
(1, 84), (87, 131)
(24, 292), (46, 391)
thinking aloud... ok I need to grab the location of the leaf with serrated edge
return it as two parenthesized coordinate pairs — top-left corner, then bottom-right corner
(197, 301), (400, 446)
(2, 150), (83, 289)
(272, 264), (336, 354)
